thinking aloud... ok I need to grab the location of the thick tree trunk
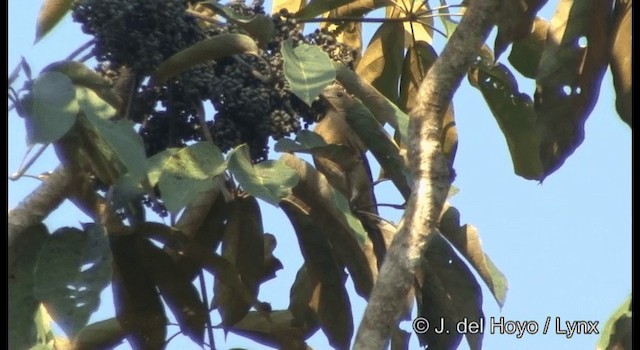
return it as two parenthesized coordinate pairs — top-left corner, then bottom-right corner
(353, 0), (500, 348)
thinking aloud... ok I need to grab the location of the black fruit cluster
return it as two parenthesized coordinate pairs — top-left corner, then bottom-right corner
(73, 0), (356, 162)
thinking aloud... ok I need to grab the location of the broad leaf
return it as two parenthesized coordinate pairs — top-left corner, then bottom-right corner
(110, 235), (166, 350)
(230, 310), (310, 349)
(282, 154), (376, 298)
(35, 0), (73, 42)
(72, 318), (126, 350)
(26, 71), (78, 145)
(214, 195), (265, 329)
(295, 0), (358, 19)
(156, 142), (227, 213)
(508, 17), (549, 79)
(609, 0), (631, 126)
(439, 205), (509, 307)
(9, 224), (49, 350)
(33, 224), (112, 337)
(202, 2), (276, 46)
(151, 34), (259, 85)
(494, 0), (547, 59)
(355, 21), (405, 102)
(228, 144), (299, 206)
(469, 55), (543, 180)
(272, 0), (306, 14)
(387, 1), (433, 46)
(535, 0), (612, 178)
(282, 39), (336, 106)
(597, 295), (632, 350)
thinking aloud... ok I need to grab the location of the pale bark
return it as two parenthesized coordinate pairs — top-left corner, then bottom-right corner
(353, 0), (500, 348)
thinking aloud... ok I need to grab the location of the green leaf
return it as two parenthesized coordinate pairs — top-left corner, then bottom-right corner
(76, 86), (148, 181)
(33, 224), (112, 337)
(294, 0), (357, 19)
(508, 17), (549, 79)
(355, 22), (405, 102)
(157, 142), (227, 214)
(147, 148), (181, 187)
(9, 224), (49, 350)
(73, 318), (126, 350)
(43, 61), (122, 108)
(282, 39), (336, 106)
(151, 34), (259, 85)
(229, 310), (310, 349)
(202, 2), (276, 47)
(228, 144), (300, 206)
(35, 0), (73, 42)
(597, 295), (631, 350)
(469, 58), (543, 180)
(34, 305), (54, 345)
(438, 0), (460, 37)
(26, 71), (78, 145)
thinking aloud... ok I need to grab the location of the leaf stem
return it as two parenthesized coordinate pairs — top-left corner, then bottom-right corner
(64, 39), (97, 61)
(198, 270), (216, 350)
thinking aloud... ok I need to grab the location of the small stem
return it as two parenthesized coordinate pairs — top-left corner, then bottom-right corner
(77, 51), (95, 63)
(415, 3), (466, 17)
(164, 331), (183, 346)
(199, 270), (216, 350)
(376, 203), (406, 210)
(64, 39), (97, 61)
(196, 100), (214, 144)
(9, 144), (50, 181)
(8, 60), (22, 85)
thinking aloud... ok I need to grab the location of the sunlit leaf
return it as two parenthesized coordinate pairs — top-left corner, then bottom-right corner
(439, 205), (509, 308)
(72, 318), (126, 350)
(33, 224), (112, 337)
(151, 34), (259, 85)
(9, 224), (49, 350)
(228, 144), (300, 206)
(272, 0), (306, 14)
(508, 17), (549, 79)
(597, 295), (632, 350)
(26, 71), (78, 145)
(110, 235), (166, 350)
(355, 21), (405, 102)
(387, 1), (433, 46)
(609, 0), (631, 127)
(295, 0), (358, 19)
(282, 40), (336, 106)
(535, 0), (612, 178)
(35, 0), (73, 42)
(34, 304), (54, 346)
(157, 142), (227, 213)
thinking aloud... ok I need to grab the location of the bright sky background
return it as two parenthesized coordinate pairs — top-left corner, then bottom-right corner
(9, 1), (631, 349)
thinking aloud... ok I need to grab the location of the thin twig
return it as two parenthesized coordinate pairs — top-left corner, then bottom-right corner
(9, 144), (50, 181)
(198, 270), (216, 350)
(164, 331), (183, 346)
(64, 39), (97, 61)
(8, 60), (23, 85)
(77, 50), (95, 63)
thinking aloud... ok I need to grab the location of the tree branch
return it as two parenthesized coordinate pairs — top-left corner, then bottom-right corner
(8, 166), (71, 250)
(353, 0), (500, 348)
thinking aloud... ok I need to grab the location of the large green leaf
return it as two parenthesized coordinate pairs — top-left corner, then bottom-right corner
(157, 142), (227, 213)
(228, 144), (300, 206)
(75, 86), (149, 181)
(355, 21), (405, 102)
(34, 0), (73, 42)
(26, 71), (78, 145)
(597, 295), (631, 350)
(469, 53), (543, 180)
(151, 34), (259, 85)
(439, 205), (509, 308)
(9, 224), (49, 350)
(534, 0), (612, 178)
(494, 0), (547, 59)
(202, 1), (275, 46)
(282, 39), (336, 106)
(33, 224), (112, 337)
(295, 0), (358, 19)
(72, 318), (126, 350)
(508, 17), (549, 79)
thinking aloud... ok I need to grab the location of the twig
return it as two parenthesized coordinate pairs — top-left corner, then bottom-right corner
(64, 39), (97, 61)
(9, 143), (50, 181)
(198, 270), (216, 350)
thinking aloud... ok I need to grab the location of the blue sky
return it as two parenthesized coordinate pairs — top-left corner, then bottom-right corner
(9, 1), (631, 349)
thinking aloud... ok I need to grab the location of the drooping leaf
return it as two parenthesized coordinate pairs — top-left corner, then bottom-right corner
(535, 0), (612, 178)
(399, 41), (457, 162)
(416, 235), (484, 350)
(494, 0), (547, 59)
(214, 195), (265, 329)
(157, 142), (227, 213)
(355, 22), (405, 102)
(43, 61), (122, 109)
(75, 86), (149, 181)
(295, 0), (358, 19)
(33, 224), (112, 337)
(228, 144), (300, 206)
(133, 235), (207, 345)
(439, 205), (509, 308)
(281, 202), (354, 349)
(230, 310), (310, 349)
(261, 233), (284, 283)
(72, 318), (126, 350)
(9, 224), (49, 350)
(597, 295), (632, 350)
(282, 154), (375, 298)
(26, 71), (78, 145)
(282, 40), (336, 106)
(110, 235), (166, 350)
(508, 17), (549, 79)
(469, 54), (543, 180)
(35, 0), (73, 42)
(151, 34), (259, 85)
(609, 0), (631, 127)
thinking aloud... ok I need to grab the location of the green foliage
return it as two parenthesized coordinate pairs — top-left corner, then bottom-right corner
(282, 39), (337, 105)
